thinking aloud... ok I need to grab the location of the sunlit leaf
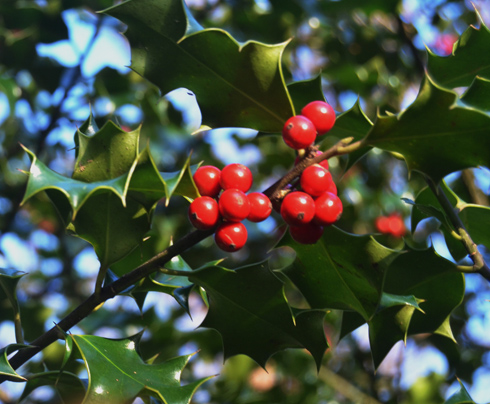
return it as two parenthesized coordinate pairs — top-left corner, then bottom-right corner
(444, 379), (475, 404)
(365, 75), (490, 182)
(0, 344), (32, 382)
(70, 333), (212, 404)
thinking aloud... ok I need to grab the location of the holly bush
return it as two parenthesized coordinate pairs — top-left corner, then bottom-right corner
(0, 0), (489, 403)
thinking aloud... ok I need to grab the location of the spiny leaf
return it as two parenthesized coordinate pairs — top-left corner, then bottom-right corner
(189, 261), (328, 370)
(287, 75), (326, 114)
(70, 333), (212, 404)
(383, 247), (465, 336)
(460, 76), (490, 112)
(365, 75), (490, 183)
(103, 0), (294, 132)
(444, 379), (475, 404)
(279, 226), (401, 320)
(428, 11), (490, 88)
(19, 371), (85, 403)
(0, 344), (32, 382)
(0, 268), (25, 320)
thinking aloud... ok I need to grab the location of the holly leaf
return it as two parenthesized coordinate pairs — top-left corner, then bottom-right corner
(19, 371), (85, 404)
(189, 261), (328, 369)
(0, 344), (32, 382)
(70, 333), (212, 404)
(383, 248), (464, 336)
(444, 379), (475, 404)
(0, 268), (25, 320)
(460, 76), (490, 112)
(428, 11), (490, 88)
(279, 226), (401, 320)
(287, 75), (326, 114)
(365, 75), (490, 183)
(103, 0), (294, 132)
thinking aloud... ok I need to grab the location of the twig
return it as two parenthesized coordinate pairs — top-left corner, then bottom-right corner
(426, 177), (490, 281)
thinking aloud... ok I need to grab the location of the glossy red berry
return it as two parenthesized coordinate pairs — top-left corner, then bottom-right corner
(188, 196), (220, 230)
(247, 192), (272, 222)
(219, 189), (250, 222)
(193, 165), (221, 197)
(314, 192), (343, 226)
(295, 151), (329, 170)
(282, 115), (316, 150)
(215, 222), (248, 252)
(289, 222), (324, 244)
(280, 192), (315, 226)
(301, 101), (336, 135)
(300, 165), (335, 197)
(220, 163), (253, 192)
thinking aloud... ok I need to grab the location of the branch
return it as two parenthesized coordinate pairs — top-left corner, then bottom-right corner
(0, 135), (367, 381)
(426, 177), (490, 282)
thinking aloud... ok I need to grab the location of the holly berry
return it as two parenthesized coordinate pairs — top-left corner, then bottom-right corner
(289, 222), (324, 244)
(215, 222), (248, 252)
(301, 101), (336, 135)
(247, 192), (272, 222)
(375, 213), (406, 238)
(300, 165), (335, 197)
(280, 192), (315, 226)
(295, 151), (329, 170)
(193, 165), (222, 197)
(219, 189), (251, 222)
(375, 216), (390, 234)
(282, 115), (316, 150)
(188, 196), (220, 230)
(220, 163), (253, 192)
(314, 192), (343, 226)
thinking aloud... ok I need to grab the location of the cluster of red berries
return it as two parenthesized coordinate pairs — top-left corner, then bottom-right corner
(375, 213), (406, 238)
(189, 164), (272, 252)
(280, 101), (342, 244)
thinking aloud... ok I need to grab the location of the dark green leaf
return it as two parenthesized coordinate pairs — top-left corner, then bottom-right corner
(279, 226), (401, 320)
(189, 261), (328, 369)
(365, 75), (490, 182)
(460, 76), (490, 112)
(287, 75), (326, 114)
(70, 333), (212, 404)
(428, 13), (490, 88)
(444, 379), (475, 404)
(20, 371), (85, 403)
(103, 0), (294, 132)
(0, 268), (25, 319)
(0, 344), (31, 382)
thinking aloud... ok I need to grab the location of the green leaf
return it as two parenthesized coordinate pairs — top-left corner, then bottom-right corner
(428, 13), (490, 88)
(444, 379), (475, 404)
(70, 333), (212, 404)
(287, 75), (326, 114)
(365, 75), (490, 183)
(460, 76), (490, 112)
(279, 226), (401, 320)
(20, 371), (85, 404)
(103, 0), (294, 132)
(0, 344), (31, 382)
(325, 99), (373, 172)
(383, 248), (465, 336)
(189, 261), (328, 369)
(0, 268), (25, 319)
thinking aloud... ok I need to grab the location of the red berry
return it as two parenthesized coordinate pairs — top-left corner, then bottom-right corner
(219, 189), (250, 222)
(188, 196), (220, 230)
(280, 192), (315, 226)
(301, 101), (336, 135)
(314, 192), (343, 226)
(282, 115), (316, 150)
(387, 214), (406, 238)
(375, 216), (390, 234)
(247, 192), (272, 223)
(300, 165), (335, 197)
(295, 151), (329, 170)
(193, 165), (222, 197)
(215, 222), (248, 252)
(220, 163), (253, 192)
(289, 222), (324, 244)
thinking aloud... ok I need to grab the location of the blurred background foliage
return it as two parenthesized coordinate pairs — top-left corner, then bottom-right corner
(0, 0), (489, 403)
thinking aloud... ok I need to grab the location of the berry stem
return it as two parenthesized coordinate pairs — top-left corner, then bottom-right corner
(425, 177), (490, 281)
